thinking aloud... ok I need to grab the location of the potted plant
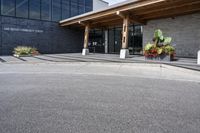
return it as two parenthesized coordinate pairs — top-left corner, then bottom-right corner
(144, 29), (175, 61)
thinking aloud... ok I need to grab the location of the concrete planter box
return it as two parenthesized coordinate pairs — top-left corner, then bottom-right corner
(198, 50), (200, 65)
(145, 54), (173, 61)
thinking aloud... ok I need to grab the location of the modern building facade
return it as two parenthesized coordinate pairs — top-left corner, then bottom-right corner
(0, 0), (108, 55)
(60, 0), (200, 58)
(0, 0), (200, 58)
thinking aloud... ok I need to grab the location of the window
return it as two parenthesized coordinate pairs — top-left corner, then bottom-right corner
(52, 0), (61, 21)
(61, 0), (70, 19)
(29, 0), (41, 19)
(41, 0), (52, 21)
(16, 0), (28, 18)
(71, 0), (78, 17)
(1, 0), (15, 16)
(78, 0), (84, 14)
(0, 0), (91, 21)
(85, 0), (92, 12)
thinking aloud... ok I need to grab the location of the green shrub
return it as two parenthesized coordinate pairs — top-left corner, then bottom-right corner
(144, 43), (153, 51)
(164, 45), (175, 55)
(13, 46), (39, 56)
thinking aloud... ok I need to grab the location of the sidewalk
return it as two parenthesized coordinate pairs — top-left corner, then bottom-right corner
(0, 53), (199, 71)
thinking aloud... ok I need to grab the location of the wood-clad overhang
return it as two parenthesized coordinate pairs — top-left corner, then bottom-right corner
(59, 0), (200, 28)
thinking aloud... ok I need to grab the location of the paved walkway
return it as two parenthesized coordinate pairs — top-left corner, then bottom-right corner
(0, 53), (199, 71)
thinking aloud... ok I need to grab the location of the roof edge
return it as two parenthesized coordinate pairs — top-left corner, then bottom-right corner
(59, 0), (142, 24)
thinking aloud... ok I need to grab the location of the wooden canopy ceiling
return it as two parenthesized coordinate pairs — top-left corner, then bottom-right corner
(59, 0), (200, 28)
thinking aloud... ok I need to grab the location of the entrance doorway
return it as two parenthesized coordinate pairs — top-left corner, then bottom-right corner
(128, 25), (143, 55)
(88, 29), (105, 53)
(108, 27), (122, 54)
(89, 25), (143, 55)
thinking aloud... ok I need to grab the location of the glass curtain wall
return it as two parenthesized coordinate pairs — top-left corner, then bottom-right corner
(85, 0), (92, 12)
(16, 0), (28, 18)
(70, 0), (78, 17)
(1, 0), (15, 16)
(62, 0), (70, 19)
(78, 0), (84, 14)
(129, 25), (143, 54)
(41, 0), (51, 21)
(52, 0), (61, 21)
(108, 27), (122, 54)
(29, 0), (40, 19)
(0, 0), (93, 22)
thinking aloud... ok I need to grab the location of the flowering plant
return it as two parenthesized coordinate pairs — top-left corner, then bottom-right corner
(144, 29), (175, 58)
(13, 46), (39, 56)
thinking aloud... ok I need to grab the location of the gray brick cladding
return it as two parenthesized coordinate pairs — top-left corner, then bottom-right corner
(143, 13), (200, 58)
(0, 16), (84, 55)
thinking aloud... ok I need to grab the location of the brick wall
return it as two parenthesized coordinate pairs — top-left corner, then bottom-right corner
(143, 13), (200, 58)
(0, 16), (84, 55)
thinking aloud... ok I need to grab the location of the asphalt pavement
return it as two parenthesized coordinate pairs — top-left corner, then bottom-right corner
(0, 62), (200, 133)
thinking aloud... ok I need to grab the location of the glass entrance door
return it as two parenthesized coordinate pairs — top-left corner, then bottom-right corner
(108, 27), (122, 54)
(89, 29), (105, 53)
(114, 27), (122, 53)
(128, 25), (143, 55)
(89, 25), (143, 55)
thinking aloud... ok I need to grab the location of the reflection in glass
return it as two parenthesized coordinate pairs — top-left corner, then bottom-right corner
(0, 0), (94, 21)
(62, 0), (70, 19)
(29, 0), (40, 19)
(52, 0), (61, 21)
(85, 0), (93, 12)
(16, 0), (28, 18)
(1, 0), (15, 16)
(78, 0), (85, 14)
(41, 0), (52, 21)
(71, 0), (78, 17)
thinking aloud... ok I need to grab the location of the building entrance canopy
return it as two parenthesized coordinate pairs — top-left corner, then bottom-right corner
(59, 0), (200, 58)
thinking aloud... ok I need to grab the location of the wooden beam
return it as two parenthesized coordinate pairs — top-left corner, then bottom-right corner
(121, 15), (129, 49)
(141, 2), (200, 20)
(83, 23), (90, 49)
(78, 21), (85, 25)
(60, 0), (166, 26)
(129, 13), (146, 25)
(91, 21), (123, 28)
(117, 11), (146, 24)
(91, 17), (121, 25)
(116, 11), (126, 19)
(134, 0), (199, 16)
(60, 0), (200, 28)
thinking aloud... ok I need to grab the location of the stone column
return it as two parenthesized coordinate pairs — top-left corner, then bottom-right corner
(104, 30), (108, 54)
(82, 24), (90, 56)
(198, 50), (200, 65)
(120, 15), (130, 59)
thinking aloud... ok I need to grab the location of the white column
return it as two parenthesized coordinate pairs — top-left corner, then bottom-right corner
(198, 50), (200, 65)
(104, 30), (108, 54)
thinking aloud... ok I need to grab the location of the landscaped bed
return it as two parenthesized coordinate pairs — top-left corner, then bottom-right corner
(13, 46), (39, 57)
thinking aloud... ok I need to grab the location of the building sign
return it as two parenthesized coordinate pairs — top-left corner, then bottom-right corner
(3, 27), (44, 33)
